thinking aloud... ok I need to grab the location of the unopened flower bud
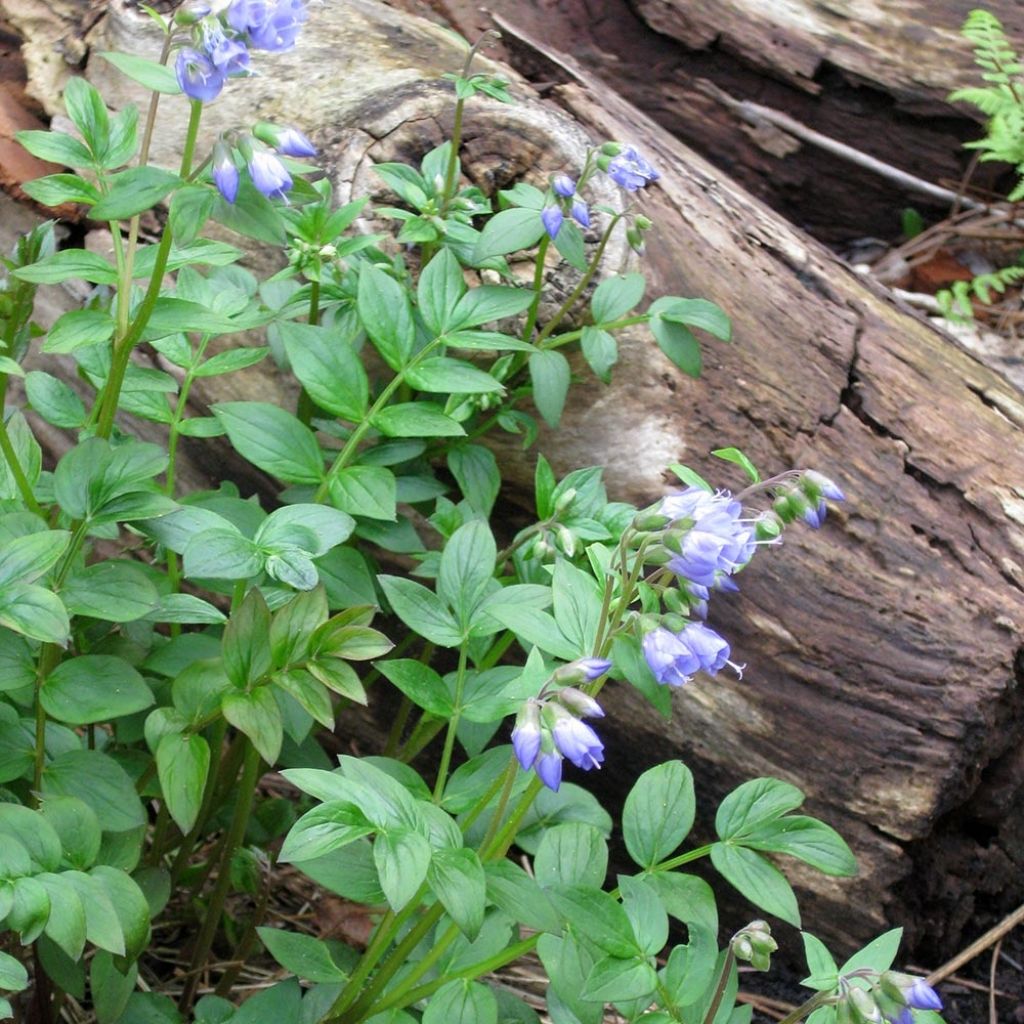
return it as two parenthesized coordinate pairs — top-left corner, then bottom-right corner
(633, 510), (671, 531)
(660, 612), (688, 634)
(557, 686), (606, 717)
(848, 988), (882, 1024)
(600, 141), (624, 156)
(731, 936), (754, 961)
(553, 488), (577, 514)
(553, 174), (576, 197)
(556, 524), (576, 556)
(635, 214), (653, 230)
(626, 226), (645, 254)
(662, 587), (684, 613)
(754, 513), (782, 541)
(804, 470), (845, 503)
(772, 493), (800, 523)
(434, 174), (446, 194)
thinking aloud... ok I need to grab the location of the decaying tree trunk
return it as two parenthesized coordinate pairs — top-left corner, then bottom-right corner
(2, 0), (1023, 958)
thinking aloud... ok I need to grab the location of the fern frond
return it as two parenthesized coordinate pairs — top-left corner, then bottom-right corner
(935, 262), (1024, 322)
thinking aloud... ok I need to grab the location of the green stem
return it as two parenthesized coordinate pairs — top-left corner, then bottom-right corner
(361, 930), (537, 1020)
(166, 333), (212, 497)
(543, 313), (649, 349)
(520, 235), (551, 343)
(475, 753), (518, 851)
(296, 280), (321, 425)
(0, 412), (41, 514)
(775, 993), (831, 1024)
(534, 214), (622, 348)
(700, 948), (736, 1024)
(178, 742), (262, 1012)
(432, 642), (468, 801)
(313, 338), (443, 502)
(651, 843), (713, 873)
(382, 696), (412, 757)
(95, 99), (203, 439)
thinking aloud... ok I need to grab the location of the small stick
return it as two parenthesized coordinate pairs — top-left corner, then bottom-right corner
(926, 903), (1024, 985)
(989, 938), (1002, 1024)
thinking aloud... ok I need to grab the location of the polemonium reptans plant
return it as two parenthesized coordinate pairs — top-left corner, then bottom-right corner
(0, 5), (944, 1024)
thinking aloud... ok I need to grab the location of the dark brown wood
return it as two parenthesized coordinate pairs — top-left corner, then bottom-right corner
(3, 0), (1024, 960)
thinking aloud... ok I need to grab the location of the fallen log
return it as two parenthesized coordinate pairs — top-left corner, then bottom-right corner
(2, 0), (1023, 959)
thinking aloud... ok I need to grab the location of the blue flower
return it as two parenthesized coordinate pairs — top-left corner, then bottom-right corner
(661, 487), (756, 587)
(202, 21), (251, 74)
(274, 126), (317, 157)
(535, 749), (563, 791)
(802, 499), (827, 529)
(571, 199), (590, 228)
(511, 701), (542, 772)
(904, 980), (942, 1012)
(175, 48), (226, 102)
(552, 174), (576, 197)
(541, 205), (563, 240)
(550, 706), (604, 770)
(230, 0), (308, 51)
(248, 149), (292, 199)
(212, 144), (240, 203)
(679, 622), (732, 675)
(556, 686), (605, 719)
(805, 470), (845, 502)
(642, 626), (700, 687)
(607, 146), (659, 191)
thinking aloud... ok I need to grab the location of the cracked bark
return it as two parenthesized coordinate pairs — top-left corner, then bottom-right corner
(4, 0), (1024, 958)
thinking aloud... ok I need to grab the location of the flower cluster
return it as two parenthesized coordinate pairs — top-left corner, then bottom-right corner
(541, 173), (591, 241)
(175, 0), (308, 103)
(511, 658), (610, 791)
(211, 122), (317, 203)
(637, 471), (844, 687)
(841, 972), (942, 1024)
(604, 145), (660, 192)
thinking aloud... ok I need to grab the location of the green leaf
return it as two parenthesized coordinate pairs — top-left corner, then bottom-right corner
(838, 928), (903, 977)
(655, 297), (732, 340)
(709, 842), (800, 927)
(91, 952), (138, 1024)
(273, 670), (334, 729)
(551, 560), (602, 657)
(169, 185), (215, 246)
(16, 129), (93, 167)
(438, 520), (495, 630)
(535, 822), (607, 889)
(580, 326), (617, 383)
(423, 980), (497, 1024)
(427, 847), (486, 939)
(622, 761), (696, 868)
(63, 76), (109, 162)
(581, 957), (658, 1003)
(0, 951), (28, 992)
(41, 750), (146, 831)
(0, 530), (70, 586)
(105, 104), (139, 169)
(279, 801), (374, 863)
(374, 828), (431, 910)
(372, 402), (466, 438)
(715, 777), (805, 841)
(800, 932), (838, 990)
(711, 447), (760, 483)
(0, 584), (70, 643)
(62, 870), (126, 955)
(256, 928), (349, 983)
(278, 321), (368, 422)
(553, 220), (587, 272)
(447, 445), (499, 516)
(357, 264), (414, 370)
(418, 247), (466, 334)
(222, 589), (273, 688)
(39, 796), (102, 871)
(41, 655), (153, 726)
(618, 875), (668, 955)
(21, 174), (100, 207)
(89, 865), (151, 961)
(473, 207), (546, 261)
(183, 526), (264, 581)
(193, 346), (269, 378)
(379, 575), (462, 647)
(0, 804), (62, 871)
(25, 371), (86, 426)
(546, 885), (639, 957)
(34, 873), (86, 959)
(483, 860), (560, 933)
(98, 51), (182, 94)
(156, 733), (209, 833)
(591, 273), (645, 323)
(141, 297), (239, 338)
(328, 466), (396, 521)
(742, 815), (856, 876)
(5, 875), (50, 942)
(62, 561), (159, 622)
(222, 687), (283, 764)
(375, 659), (453, 716)
(91, 167), (182, 221)
(213, 402), (324, 484)
(650, 316), (701, 377)
(404, 356), (503, 395)
(449, 285), (535, 329)
(14, 250), (118, 286)
(529, 349), (571, 428)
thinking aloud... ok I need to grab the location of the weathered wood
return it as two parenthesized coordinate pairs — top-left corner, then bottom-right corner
(3, 0), (1024, 959)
